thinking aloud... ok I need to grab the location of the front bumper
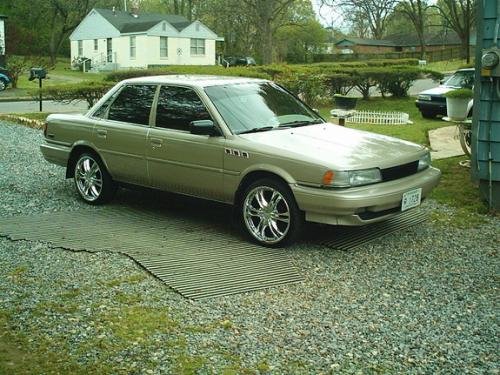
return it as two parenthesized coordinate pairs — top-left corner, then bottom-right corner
(292, 166), (441, 225)
(40, 142), (71, 167)
(415, 100), (447, 115)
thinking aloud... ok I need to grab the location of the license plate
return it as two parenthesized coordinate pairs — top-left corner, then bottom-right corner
(401, 188), (422, 211)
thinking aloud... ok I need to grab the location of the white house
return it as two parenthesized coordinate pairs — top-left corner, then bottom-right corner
(0, 14), (6, 57)
(69, 8), (224, 70)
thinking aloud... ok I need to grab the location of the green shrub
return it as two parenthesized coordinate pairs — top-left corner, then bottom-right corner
(32, 81), (115, 108)
(275, 73), (327, 106)
(443, 88), (474, 98)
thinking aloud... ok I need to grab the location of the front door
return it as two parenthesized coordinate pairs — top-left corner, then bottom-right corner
(147, 85), (225, 201)
(106, 38), (112, 63)
(93, 84), (157, 185)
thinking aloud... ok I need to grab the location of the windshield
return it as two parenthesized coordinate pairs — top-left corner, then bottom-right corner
(444, 70), (474, 89)
(204, 82), (324, 134)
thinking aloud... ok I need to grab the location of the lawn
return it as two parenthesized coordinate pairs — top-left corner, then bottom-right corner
(15, 58), (106, 93)
(319, 96), (451, 146)
(426, 58), (473, 73)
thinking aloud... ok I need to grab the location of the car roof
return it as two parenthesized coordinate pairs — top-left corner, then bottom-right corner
(123, 75), (267, 88)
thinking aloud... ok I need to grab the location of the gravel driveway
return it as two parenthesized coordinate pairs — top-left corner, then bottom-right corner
(0, 120), (498, 374)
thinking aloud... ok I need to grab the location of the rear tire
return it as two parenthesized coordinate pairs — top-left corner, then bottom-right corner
(240, 178), (303, 247)
(0, 79), (6, 91)
(73, 152), (117, 205)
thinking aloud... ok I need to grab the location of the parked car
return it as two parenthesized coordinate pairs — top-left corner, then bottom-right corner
(415, 68), (474, 119)
(40, 75), (441, 247)
(0, 67), (12, 91)
(223, 56), (256, 67)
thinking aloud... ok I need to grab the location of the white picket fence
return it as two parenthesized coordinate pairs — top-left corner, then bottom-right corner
(331, 109), (412, 125)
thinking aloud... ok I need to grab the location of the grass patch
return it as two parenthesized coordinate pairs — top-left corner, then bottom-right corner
(426, 59), (472, 73)
(429, 156), (490, 228)
(320, 96), (450, 145)
(105, 274), (147, 288)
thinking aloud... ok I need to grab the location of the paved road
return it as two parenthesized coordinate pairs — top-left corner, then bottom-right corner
(0, 100), (88, 114)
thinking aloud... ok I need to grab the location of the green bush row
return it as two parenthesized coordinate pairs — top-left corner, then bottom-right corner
(31, 81), (115, 108)
(38, 60), (442, 108)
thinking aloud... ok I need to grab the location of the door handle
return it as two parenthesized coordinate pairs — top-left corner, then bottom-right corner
(97, 129), (107, 139)
(150, 138), (163, 148)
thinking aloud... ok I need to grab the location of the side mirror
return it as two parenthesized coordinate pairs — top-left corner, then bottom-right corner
(189, 119), (220, 136)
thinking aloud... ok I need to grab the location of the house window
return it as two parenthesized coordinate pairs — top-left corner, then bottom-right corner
(78, 40), (83, 56)
(94, 39), (98, 51)
(160, 37), (168, 58)
(190, 38), (205, 56)
(130, 36), (136, 59)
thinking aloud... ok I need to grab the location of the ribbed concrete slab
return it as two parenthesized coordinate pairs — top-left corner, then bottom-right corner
(309, 209), (428, 250)
(0, 205), (426, 298)
(0, 207), (303, 300)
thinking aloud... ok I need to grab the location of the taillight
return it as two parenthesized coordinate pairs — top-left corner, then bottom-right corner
(43, 122), (48, 137)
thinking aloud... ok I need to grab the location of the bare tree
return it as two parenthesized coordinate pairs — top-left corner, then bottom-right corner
(397, 0), (429, 59)
(432, 0), (476, 63)
(340, 0), (398, 39)
(243, 0), (295, 64)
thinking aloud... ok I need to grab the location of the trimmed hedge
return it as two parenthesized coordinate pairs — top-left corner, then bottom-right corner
(31, 81), (115, 108)
(36, 59), (443, 109)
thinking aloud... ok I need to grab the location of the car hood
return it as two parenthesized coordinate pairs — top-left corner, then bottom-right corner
(418, 86), (453, 96)
(239, 123), (425, 170)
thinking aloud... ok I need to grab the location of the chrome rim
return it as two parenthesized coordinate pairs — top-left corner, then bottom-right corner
(243, 186), (291, 244)
(0, 80), (5, 91)
(75, 156), (103, 201)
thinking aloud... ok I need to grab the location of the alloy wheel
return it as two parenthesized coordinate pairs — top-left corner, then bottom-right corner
(243, 186), (291, 245)
(75, 155), (103, 202)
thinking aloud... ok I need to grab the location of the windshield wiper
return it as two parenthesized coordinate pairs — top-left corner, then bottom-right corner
(279, 120), (322, 128)
(237, 126), (277, 135)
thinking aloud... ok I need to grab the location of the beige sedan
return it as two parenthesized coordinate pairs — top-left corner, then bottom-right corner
(41, 75), (441, 246)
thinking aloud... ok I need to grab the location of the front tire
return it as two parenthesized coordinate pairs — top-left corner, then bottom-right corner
(74, 153), (116, 205)
(240, 178), (303, 247)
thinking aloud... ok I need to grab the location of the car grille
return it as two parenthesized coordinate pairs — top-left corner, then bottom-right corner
(431, 96), (446, 103)
(381, 161), (419, 182)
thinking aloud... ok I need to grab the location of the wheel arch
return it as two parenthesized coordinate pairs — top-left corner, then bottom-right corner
(66, 143), (106, 178)
(233, 167), (296, 207)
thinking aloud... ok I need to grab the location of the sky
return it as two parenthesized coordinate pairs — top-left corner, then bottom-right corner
(311, 0), (346, 30)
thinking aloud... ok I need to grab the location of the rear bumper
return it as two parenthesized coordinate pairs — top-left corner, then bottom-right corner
(40, 142), (71, 167)
(292, 166), (441, 225)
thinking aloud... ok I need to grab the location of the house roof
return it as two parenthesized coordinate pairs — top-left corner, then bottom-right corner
(335, 37), (397, 47)
(94, 8), (191, 33)
(384, 31), (475, 47)
(0, 14), (8, 19)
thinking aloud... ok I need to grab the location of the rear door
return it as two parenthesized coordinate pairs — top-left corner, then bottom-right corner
(93, 84), (157, 186)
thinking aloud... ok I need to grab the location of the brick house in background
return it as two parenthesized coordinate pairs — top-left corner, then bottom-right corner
(334, 31), (476, 54)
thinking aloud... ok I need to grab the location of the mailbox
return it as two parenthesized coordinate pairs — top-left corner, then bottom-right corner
(29, 67), (46, 81)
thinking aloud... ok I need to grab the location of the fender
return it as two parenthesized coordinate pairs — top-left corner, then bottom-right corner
(0, 73), (11, 83)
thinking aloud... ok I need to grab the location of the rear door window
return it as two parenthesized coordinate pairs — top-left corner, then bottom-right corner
(107, 85), (157, 125)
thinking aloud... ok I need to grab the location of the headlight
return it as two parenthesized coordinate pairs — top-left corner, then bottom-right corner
(323, 168), (382, 187)
(418, 153), (431, 171)
(418, 94), (431, 101)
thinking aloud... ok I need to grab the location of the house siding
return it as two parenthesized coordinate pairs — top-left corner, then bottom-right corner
(69, 8), (221, 69)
